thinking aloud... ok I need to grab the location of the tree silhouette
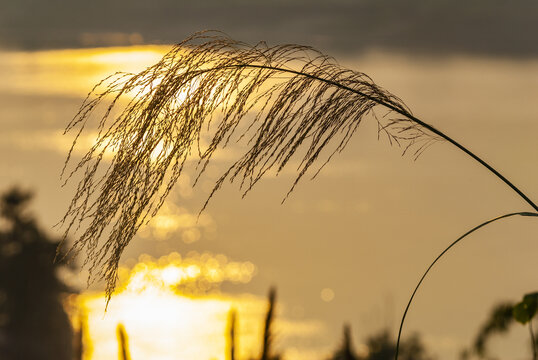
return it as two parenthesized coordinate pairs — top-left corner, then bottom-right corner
(0, 187), (74, 360)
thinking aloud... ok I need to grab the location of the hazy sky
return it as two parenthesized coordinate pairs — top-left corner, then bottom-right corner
(1, 0), (538, 57)
(1, 1), (538, 359)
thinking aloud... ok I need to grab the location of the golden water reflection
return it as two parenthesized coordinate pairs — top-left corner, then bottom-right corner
(137, 202), (215, 243)
(0, 46), (170, 97)
(71, 252), (321, 360)
(0, 45), (294, 170)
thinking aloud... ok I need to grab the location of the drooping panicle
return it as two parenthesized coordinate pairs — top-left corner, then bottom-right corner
(60, 31), (439, 297)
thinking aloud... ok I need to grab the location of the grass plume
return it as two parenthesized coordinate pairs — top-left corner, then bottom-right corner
(59, 31), (440, 297)
(60, 31), (538, 317)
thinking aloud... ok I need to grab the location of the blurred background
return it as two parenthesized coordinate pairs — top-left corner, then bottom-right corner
(1, 0), (538, 359)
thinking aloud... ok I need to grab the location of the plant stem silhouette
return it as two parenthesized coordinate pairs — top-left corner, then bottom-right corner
(530, 321), (537, 360)
(117, 324), (131, 360)
(232, 63), (538, 213)
(395, 212), (538, 359)
(227, 308), (237, 360)
(261, 287), (279, 360)
(74, 314), (84, 360)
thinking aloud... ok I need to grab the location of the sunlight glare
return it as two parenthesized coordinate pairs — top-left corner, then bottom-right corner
(71, 252), (263, 360)
(0, 46), (170, 97)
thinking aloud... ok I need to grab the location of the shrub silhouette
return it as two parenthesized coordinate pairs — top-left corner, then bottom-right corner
(330, 324), (359, 360)
(0, 187), (74, 360)
(461, 295), (538, 359)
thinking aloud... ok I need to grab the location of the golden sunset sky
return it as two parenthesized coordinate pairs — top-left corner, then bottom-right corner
(1, 1), (537, 359)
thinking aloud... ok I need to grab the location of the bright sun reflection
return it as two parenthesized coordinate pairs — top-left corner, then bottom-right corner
(0, 46), (171, 97)
(137, 201), (214, 243)
(67, 252), (283, 360)
(0, 46), (278, 167)
(0, 46), (328, 358)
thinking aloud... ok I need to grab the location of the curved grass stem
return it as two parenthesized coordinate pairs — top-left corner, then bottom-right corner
(530, 320), (537, 360)
(161, 60), (538, 212)
(395, 211), (538, 360)
(237, 64), (538, 212)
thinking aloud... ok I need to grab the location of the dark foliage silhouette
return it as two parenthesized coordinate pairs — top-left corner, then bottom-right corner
(329, 327), (433, 360)
(470, 303), (514, 359)
(0, 187), (74, 360)
(461, 298), (538, 359)
(364, 330), (433, 360)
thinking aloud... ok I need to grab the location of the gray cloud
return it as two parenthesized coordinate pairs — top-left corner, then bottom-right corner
(1, 0), (537, 57)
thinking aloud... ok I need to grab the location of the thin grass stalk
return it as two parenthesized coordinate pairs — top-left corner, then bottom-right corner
(261, 287), (276, 360)
(228, 308), (237, 360)
(530, 320), (537, 360)
(395, 211), (538, 359)
(117, 324), (131, 360)
(74, 314), (84, 360)
(341, 324), (357, 360)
